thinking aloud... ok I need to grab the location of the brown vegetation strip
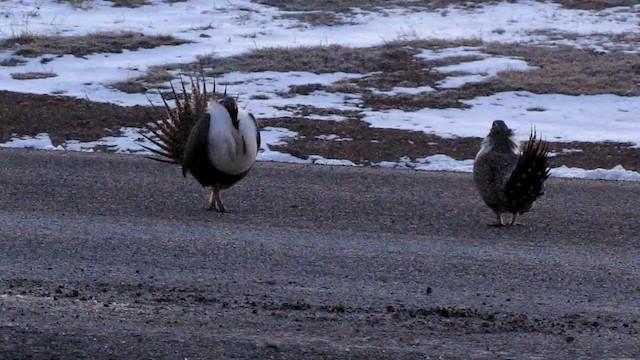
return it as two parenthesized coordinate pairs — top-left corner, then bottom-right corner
(263, 1), (639, 27)
(0, 91), (160, 145)
(0, 58), (27, 67)
(485, 43), (640, 96)
(183, 39), (481, 75)
(10, 72), (57, 80)
(253, 0), (636, 15)
(0, 32), (189, 58)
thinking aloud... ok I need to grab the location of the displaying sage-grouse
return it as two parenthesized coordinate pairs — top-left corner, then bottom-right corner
(142, 79), (260, 212)
(473, 120), (550, 226)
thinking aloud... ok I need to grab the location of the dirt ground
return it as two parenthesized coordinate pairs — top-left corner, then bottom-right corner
(1, 150), (640, 359)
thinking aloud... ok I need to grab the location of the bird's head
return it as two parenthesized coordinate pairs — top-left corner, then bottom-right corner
(490, 120), (512, 136)
(487, 120), (518, 153)
(489, 120), (515, 140)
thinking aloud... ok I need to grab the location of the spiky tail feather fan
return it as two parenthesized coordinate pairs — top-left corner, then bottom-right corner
(140, 77), (210, 164)
(504, 130), (551, 213)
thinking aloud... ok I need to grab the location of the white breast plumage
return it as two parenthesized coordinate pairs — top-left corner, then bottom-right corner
(207, 102), (259, 175)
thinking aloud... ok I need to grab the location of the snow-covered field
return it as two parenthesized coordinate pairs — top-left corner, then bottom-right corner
(1, 0), (639, 180)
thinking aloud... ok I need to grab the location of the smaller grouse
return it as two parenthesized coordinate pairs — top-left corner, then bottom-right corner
(142, 78), (260, 212)
(473, 120), (550, 226)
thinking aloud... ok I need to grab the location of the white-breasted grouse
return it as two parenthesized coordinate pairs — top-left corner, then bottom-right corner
(142, 79), (260, 212)
(473, 120), (550, 226)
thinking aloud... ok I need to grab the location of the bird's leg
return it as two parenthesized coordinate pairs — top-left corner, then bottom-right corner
(510, 213), (519, 226)
(206, 188), (216, 211)
(489, 212), (505, 227)
(207, 187), (228, 213)
(214, 191), (227, 213)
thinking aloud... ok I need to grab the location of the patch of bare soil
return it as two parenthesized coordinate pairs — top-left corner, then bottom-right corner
(0, 91), (159, 145)
(0, 32), (188, 58)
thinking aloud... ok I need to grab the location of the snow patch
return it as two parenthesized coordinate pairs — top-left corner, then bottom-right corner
(551, 165), (640, 182)
(434, 57), (533, 89)
(415, 47), (486, 61)
(316, 134), (353, 141)
(0, 133), (64, 151)
(361, 92), (640, 145)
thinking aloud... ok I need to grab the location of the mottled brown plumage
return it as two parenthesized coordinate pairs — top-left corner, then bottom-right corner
(473, 120), (550, 226)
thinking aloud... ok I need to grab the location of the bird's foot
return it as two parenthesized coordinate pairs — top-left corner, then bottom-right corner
(206, 188), (229, 213)
(509, 213), (520, 226)
(206, 203), (231, 213)
(489, 213), (505, 227)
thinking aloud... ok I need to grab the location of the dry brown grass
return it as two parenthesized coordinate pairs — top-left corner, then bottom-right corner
(109, 68), (174, 94)
(262, 118), (482, 163)
(0, 90), (160, 145)
(59, 0), (189, 7)
(551, 0), (638, 10)
(253, 0), (499, 13)
(529, 30), (640, 53)
(0, 31), (188, 58)
(362, 91), (474, 112)
(110, 79), (149, 94)
(178, 39), (481, 76)
(0, 58), (27, 67)
(10, 72), (57, 80)
(253, 0), (634, 15)
(106, 0), (150, 7)
(189, 45), (419, 75)
(277, 12), (354, 27)
(485, 43), (640, 96)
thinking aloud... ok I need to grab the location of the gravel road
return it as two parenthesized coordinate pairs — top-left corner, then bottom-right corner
(1, 149), (639, 359)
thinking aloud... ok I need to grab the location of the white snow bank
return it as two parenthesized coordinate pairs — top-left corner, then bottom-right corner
(361, 92), (640, 145)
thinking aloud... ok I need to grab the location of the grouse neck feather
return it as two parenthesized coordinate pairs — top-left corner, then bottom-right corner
(475, 131), (518, 161)
(207, 100), (259, 176)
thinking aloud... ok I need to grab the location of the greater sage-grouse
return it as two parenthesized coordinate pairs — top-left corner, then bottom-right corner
(473, 120), (550, 226)
(142, 79), (260, 212)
